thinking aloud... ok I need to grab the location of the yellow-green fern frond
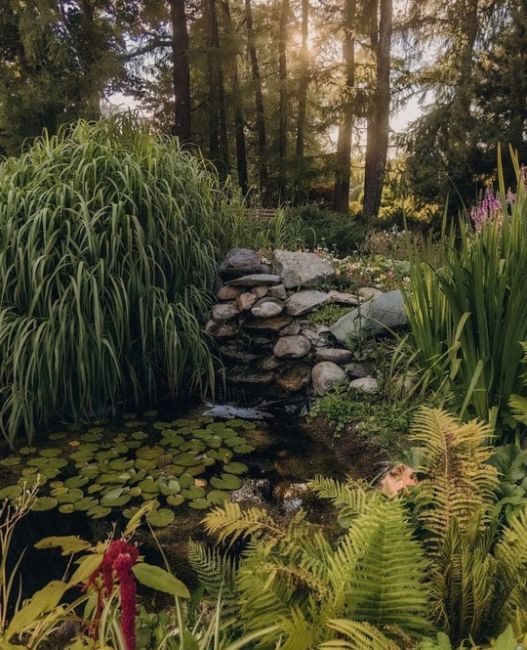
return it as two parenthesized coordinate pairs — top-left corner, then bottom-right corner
(330, 498), (430, 637)
(203, 503), (287, 545)
(310, 477), (382, 528)
(410, 407), (499, 552)
(321, 619), (400, 650)
(188, 541), (238, 605)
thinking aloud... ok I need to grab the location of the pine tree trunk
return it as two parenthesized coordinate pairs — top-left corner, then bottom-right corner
(295, 0), (309, 161)
(278, 0), (289, 200)
(169, 0), (192, 145)
(222, 0), (249, 195)
(245, 0), (268, 200)
(333, 0), (356, 214)
(206, 0), (229, 175)
(363, 0), (393, 219)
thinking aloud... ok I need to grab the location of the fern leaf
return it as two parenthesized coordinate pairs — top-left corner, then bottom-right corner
(321, 619), (400, 650)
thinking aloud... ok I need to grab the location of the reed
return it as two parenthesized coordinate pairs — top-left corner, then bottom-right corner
(0, 118), (245, 445)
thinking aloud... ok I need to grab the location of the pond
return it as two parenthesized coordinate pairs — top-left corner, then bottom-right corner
(0, 399), (381, 601)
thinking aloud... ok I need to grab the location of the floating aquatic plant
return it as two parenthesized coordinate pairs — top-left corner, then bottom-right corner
(0, 412), (254, 526)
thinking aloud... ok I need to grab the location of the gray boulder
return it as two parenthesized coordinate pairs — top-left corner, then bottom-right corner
(220, 248), (270, 279)
(212, 303), (239, 321)
(328, 290), (359, 306)
(330, 290), (407, 342)
(311, 362), (347, 396)
(251, 298), (285, 319)
(273, 335), (311, 359)
(349, 376), (379, 394)
(268, 284), (287, 300)
(217, 285), (244, 301)
(315, 348), (354, 365)
(286, 289), (330, 316)
(358, 286), (383, 301)
(272, 250), (335, 289)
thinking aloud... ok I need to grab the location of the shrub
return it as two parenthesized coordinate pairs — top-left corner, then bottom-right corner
(288, 205), (367, 254)
(0, 118), (245, 445)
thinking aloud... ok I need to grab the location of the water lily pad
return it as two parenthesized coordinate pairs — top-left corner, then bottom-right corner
(88, 506), (112, 519)
(131, 431), (149, 440)
(158, 479), (181, 496)
(135, 459), (158, 471)
(234, 445), (254, 454)
(22, 466), (38, 475)
(210, 474), (242, 491)
(143, 410), (159, 418)
(49, 432), (67, 440)
(75, 497), (99, 511)
(138, 478), (158, 493)
(223, 436), (245, 448)
(41, 468), (60, 479)
(122, 412), (137, 419)
(108, 458), (133, 471)
(0, 457), (21, 466)
(172, 452), (202, 467)
(136, 446), (164, 460)
(88, 426), (105, 434)
(146, 508), (175, 527)
(166, 494), (185, 506)
(186, 465), (207, 477)
(178, 473), (194, 489)
(33, 496), (58, 511)
(40, 448), (62, 458)
(223, 462), (248, 475)
(64, 476), (90, 489)
(79, 465), (100, 479)
(29, 457), (68, 470)
(59, 504), (75, 514)
(57, 488), (84, 503)
(19, 446), (37, 455)
(189, 498), (209, 510)
(124, 420), (147, 428)
(181, 486), (205, 500)
(101, 494), (131, 507)
(153, 421), (172, 430)
(207, 490), (230, 505)
(0, 485), (22, 499)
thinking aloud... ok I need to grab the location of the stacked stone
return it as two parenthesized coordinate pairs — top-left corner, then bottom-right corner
(206, 248), (407, 397)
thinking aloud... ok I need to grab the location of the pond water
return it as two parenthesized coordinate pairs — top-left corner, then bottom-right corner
(1, 400), (361, 601)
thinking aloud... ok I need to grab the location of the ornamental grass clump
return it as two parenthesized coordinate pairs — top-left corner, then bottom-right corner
(0, 118), (245, 445)
(403, 151), (527, 437)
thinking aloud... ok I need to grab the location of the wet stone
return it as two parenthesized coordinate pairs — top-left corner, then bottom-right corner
(276, 365), (312, 392)
(205, 319), (240, 339)
(211, 303), (239, 320)
(273, 335), (311, 359)
(217, 285), (244, 301)
(227, 274), (280, 287)
(236, 292), (257, 311)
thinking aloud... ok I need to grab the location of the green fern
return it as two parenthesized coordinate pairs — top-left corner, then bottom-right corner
(321, 619), (400, 650)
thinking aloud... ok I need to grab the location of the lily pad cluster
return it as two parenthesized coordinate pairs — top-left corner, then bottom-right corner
(0, 413), (255, 526)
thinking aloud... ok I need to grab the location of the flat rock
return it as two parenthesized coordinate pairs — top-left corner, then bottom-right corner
(329, 290), (359, 306)
(272, 250), (336, 289)
(279, 321), (301, 336)
(330, 290), (407, 342)
(276, 365), (311, 392)
(227, 274), (280, 287)
(344, 361), (375, 378)
(251, 286), (269, 299)
(236, 292), (257, 311)
(273, 335), (311, 359)
(245, 316), (292, 333)
(220, 248), (270, 279)
(268, 284), (287, 300)
(358, 287), (383, 301)
(217, 285), (244, 301)
(251, 297), (285, 318)
(286, 290), (330, 316)
(311, 362), (347, 396)
(205, 319), (240, 339)
(218, 344), (260, 363)
(212, 303), (239, 320)
(349, 376), (379, 394)
(315, 348), (354, 365)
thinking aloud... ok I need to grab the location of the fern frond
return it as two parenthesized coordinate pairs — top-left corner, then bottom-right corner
(321, 619), (400, 650)
(188, 541), (238, 606)
(309, 477), (382, 528)
(410, 407), (499, 553)
(330, 498), (430, 637)
(508, 394), (527, 426)
(202, 503), (287, 545)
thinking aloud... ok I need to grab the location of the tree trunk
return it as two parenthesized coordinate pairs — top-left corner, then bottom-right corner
(245, 0), (268, 199)
(333, 0), (356, 214)
(206, 0), (229, 175)
(278, 0), (289, 200)
(363, 0), (393, 219)
(295, 0), (309, 161)
(222, 0), (249, 195)
(169, 0), (192, 145)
